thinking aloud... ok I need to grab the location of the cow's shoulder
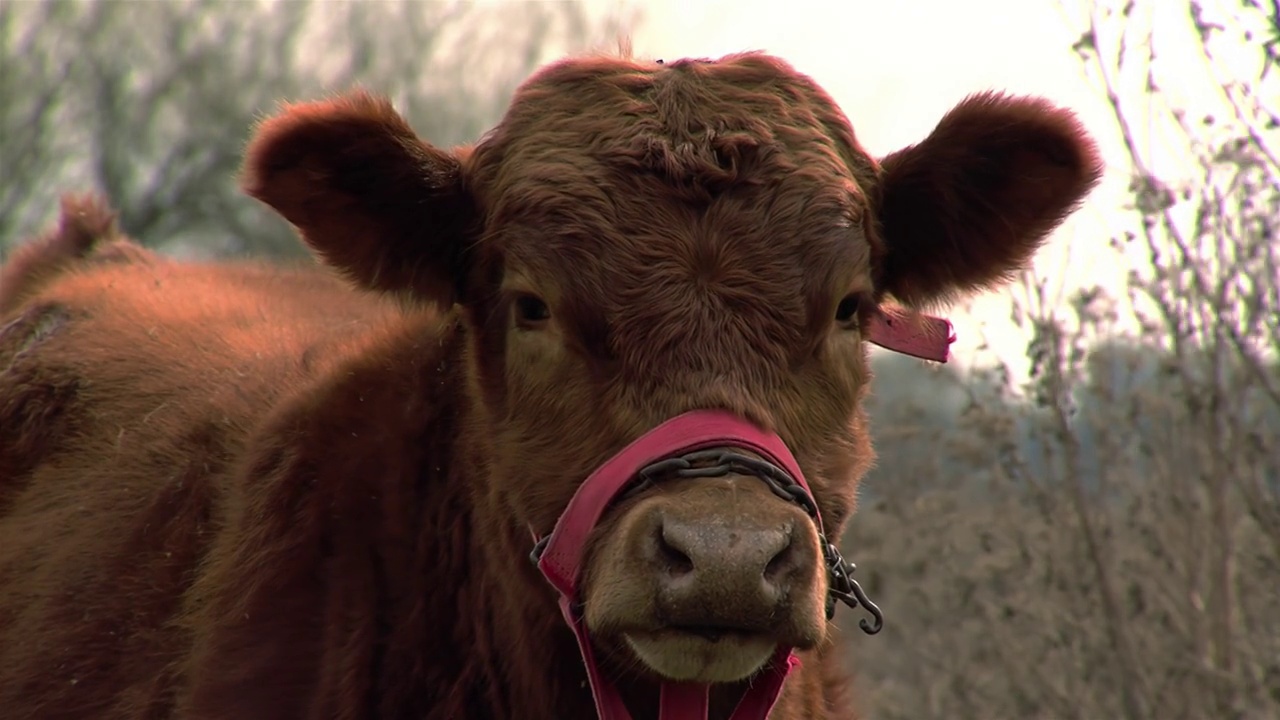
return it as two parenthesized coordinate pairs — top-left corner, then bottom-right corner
(175, 307), (468, 719)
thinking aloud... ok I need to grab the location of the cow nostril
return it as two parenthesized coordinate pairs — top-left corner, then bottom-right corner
(762, 529), (799, 585)
(655, 524), (694, 577)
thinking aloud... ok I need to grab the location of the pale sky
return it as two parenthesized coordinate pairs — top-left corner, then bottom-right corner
(562, 0), (1275, 376)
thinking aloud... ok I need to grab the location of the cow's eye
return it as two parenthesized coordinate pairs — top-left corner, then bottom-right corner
(514, 294), (551, 327)
(834, 294), (862, 326)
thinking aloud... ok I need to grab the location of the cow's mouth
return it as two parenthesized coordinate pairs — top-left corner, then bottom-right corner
(623, 628), (777, 682)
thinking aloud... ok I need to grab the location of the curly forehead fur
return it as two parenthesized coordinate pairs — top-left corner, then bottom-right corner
(475, 53), (879, 200)
(466, 54), (883, 393)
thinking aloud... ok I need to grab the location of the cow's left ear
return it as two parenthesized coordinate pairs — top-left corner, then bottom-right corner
(871, 92), (1103, 308)
(242, 90), (476, 308)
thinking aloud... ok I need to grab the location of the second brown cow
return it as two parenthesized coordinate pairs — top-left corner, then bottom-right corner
(0, 51), (1101, 719)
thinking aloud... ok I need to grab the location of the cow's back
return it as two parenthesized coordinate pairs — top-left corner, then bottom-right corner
(0, 240), (402, 718)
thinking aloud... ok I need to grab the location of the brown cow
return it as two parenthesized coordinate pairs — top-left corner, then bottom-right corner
(0, 52), (1101, 720)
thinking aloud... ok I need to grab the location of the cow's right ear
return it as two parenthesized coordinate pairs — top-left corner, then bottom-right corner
(242, 90), (476, 307)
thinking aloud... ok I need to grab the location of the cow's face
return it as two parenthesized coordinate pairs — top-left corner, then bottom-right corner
(244, 52), (1101, 684)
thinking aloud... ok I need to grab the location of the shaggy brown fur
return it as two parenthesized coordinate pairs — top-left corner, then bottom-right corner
(0, 193), (129, 313)
(0, 51), (1102, 720)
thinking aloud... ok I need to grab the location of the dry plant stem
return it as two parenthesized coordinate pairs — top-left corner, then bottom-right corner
(1074, 2), (1280, 712)
(1160, 101), (1280, 406)
(1047, 309), (1152, 720)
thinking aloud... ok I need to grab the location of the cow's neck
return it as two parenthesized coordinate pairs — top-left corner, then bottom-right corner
(428, 348), (578, 716)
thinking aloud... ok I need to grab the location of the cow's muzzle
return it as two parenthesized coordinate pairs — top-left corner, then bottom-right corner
(528, 410), (882, 720)
(618, 448), (882, 630)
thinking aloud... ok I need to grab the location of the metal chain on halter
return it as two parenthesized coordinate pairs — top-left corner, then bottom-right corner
(618, 448), (885, 635)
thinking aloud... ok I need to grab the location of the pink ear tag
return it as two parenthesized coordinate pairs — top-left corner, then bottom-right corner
(865, 307), (955, 363)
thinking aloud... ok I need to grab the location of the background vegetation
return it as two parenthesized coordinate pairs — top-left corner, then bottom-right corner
(846, 2), (1279, 719)
(0, 0), (629, 257)
(2, 1), (1276, 718)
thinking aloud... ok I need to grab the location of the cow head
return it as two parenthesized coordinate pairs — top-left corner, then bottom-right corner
(243, 53), (1101, 689)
